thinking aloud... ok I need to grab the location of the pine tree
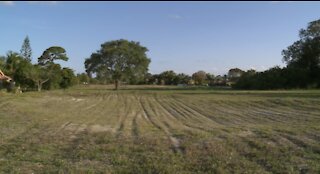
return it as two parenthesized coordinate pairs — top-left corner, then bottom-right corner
(20, 36), (32, 62)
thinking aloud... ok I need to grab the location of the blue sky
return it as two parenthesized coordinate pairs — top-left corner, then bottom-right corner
(1, 1), (320, 75)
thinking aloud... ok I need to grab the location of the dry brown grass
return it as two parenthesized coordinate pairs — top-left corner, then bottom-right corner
(0, 85), (319, 173)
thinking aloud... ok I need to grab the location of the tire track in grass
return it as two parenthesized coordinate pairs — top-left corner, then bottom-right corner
(152, 96), (190, 128)
(248, 100), (304, 121)
(238, 136), (303, 174)
(131, 95), (150, 139)
(140, 96), (184, 153)
(149, 96), (188, 133)
(256, 100), (316, 117)
(92, 92), (120, 127)
(250, 100), (320, 124)
(136, 96), (158, 137)
(224, 100), (284, 124)
(255, 100), (320, 122)
(139, 96), (164, 131)
(114, 93), (133, 138)
(149, 96), (198, 153)
(166, 97), (209, 124)
(154, 96), (214, 133)
(164, 96), (210, 123)
(213, 100), (269, 124)
(21, 93), (96, 140)
(64, 92), (119, 140)
(230, 100), (285, 124)
(54, 93), (109, 138)
(233, 100), (290, 124)
(219, 100), (285, 124)
(56, 92), (116, 139)
(39, 94), (94, 137)
(277, 132), (320, 154)
(171, 96), (239, 127)
(176, 96), (246, 126)
(200, 99), (253, 125)
(172, 96), (233, 126)
(120, 95), (140, 138)
(132, 112), (139, 138)
(138, 96), (152, 124)
(154, 95), (186, 122)
(159, 96), (228, 135)
(276, 99), (320, 114)
(201, 99), (274, 126)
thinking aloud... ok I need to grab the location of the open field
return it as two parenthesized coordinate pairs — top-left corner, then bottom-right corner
(0, 85), (320, 173)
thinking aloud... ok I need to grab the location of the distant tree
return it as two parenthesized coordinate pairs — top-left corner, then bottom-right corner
(175, 73), (191, 85)
(235, 19), (320, 90)
(25, 64), (44, 91)
(0, 56), (6, 88)
(84, 39), (151, 90)
(227, 68), (244, 86)
(4, 51), (21, 76)
(282, 19), (320, 87)
(20, 36), (32, 62)
(2, 52), (33, 90)
(192, 70), (207, 85)
(159, 70), (177, 85)
(77, 73), (90, 84)
(60, 68), (77, 89)
(0, 56), (6, 70)
(246, 69), (256, 75)
(143, 72), (153, 84)
(228, 68), (244, 79)
(30, 46), (69, 91)
(234, 67), (288, 90)
(206, 73), (215, 86)
(147, 74), (161, 85)
(213, 75), (222, 86)
(42, 63), (63, 90)
(38, 46), (68, 66)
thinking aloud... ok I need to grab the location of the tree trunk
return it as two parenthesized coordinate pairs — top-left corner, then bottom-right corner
(37, 79), (49, 92)
(37, 81), (42, 92)
(115, 79), (119, 90)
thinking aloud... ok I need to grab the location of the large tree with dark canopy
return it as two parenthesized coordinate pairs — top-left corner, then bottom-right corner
(38, 46), (68, 66)
(85, 39), (151, 90)
(30, 46), (69, 91)
(282, 19), (320, 87)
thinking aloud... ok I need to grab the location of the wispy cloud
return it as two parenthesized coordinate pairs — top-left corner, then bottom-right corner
(0, 1), (59, 6)
(168, 14), (182, 20)
(27, 1), (58, 4)
(269, 1), (293, 4)
(0, 1), (14, 5)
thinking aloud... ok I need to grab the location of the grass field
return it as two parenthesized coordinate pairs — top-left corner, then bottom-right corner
(0, 85), (320, 173)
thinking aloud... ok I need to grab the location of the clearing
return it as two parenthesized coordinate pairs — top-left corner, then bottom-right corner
(0, 85), (320, 173)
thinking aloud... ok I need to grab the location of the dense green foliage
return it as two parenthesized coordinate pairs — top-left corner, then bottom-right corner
(4, 19), (320, 91)
(234, 19), (320, 89)
(0, 44), (76, 92)
(192, 70), (207, 85)
(84, 39), (151, 89)
(38, 46), (69, 66)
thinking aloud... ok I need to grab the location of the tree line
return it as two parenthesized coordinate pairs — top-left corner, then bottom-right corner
(1, 18), (320, 92)
(82, 19), (320, 90)
(234, 19), (320, 89)
(0, 37), (77, 92)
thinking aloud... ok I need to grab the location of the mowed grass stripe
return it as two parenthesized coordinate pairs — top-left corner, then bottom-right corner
(154, 95), (214, 134)
(0, 87), (320, 173)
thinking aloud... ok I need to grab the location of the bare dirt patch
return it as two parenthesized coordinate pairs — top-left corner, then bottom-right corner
(238, 130), (254, 137)
(71, 97), (85, 102)
(89, 124), (115, 133)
